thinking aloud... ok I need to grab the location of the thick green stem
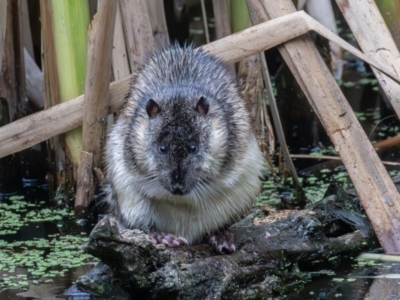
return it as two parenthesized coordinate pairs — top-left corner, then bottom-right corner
(375, 0), (400, 49)
(230, 0), (249, 33)
(50, 0), (89, 179)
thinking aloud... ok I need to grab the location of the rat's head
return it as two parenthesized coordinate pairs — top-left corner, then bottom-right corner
(143, 94), (211, 196)
(120, 45), (238, 199)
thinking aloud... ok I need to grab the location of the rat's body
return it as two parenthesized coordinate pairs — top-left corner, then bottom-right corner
(104, 44), (264, 252)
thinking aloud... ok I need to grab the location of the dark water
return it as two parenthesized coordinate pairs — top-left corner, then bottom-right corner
(0, 266), (94, 300)
(289, 255), (400, 300)
(0, 187), (98, 299)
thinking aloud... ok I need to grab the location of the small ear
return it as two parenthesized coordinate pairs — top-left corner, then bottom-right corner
(195, 97), (209, 115)
(146, 99), (160, 118)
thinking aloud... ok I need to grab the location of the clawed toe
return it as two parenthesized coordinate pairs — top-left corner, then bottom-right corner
(150, 232), (188, 247)
(206, 231), (235, 253)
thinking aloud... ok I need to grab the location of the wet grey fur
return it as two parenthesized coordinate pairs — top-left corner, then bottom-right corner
(104, 44), (265, 244)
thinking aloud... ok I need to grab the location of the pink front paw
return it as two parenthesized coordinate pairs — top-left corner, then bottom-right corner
(150, 232), (188, 247)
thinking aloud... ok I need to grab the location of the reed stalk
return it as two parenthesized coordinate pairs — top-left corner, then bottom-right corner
(49, 0), (89, 180)
(230, 0), (249, 33)
(0, 0), (7, 70)
(375, 0), (400, 49)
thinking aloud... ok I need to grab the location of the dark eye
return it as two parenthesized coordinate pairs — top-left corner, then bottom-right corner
(187, 143), (197, 154)
(159, 145), (167, 154)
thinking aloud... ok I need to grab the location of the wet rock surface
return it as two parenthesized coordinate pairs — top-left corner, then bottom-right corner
(75, 202), (373, 300)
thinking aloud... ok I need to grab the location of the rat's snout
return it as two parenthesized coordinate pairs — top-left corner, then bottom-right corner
(170, 168), (185, 195)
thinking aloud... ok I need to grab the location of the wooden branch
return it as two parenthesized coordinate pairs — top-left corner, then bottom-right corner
(24, 48), (43, 110)
(40, 0), (65, 196)
(146, 0), (169, 48)
(1, 11), (400, 158)
(212, 0), (231, 40)
(75, 0), (117, 210)
(81, 0), (117, 167)
(11, 0), (28, 120)
(40, 0), (60, 110)
(119, 0), (154, 70)
(0, 75), (130, 158)
(204, 12), (400, 85)
(306, 0), (342, 79)
(247, 1), (298, 186)
(111, 2), (130, 80)
(1, 1), (17, 121)
(75, 151), (93, 216)
(335, 0), (400, 119)
(200, 0), (210, 43)
(252, 0), (400, 254)
(374, 134), (400, 154)
(290, 154), (400, 167)
(0, 0), (7, 70)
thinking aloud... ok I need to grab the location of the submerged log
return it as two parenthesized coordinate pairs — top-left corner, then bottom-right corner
(76, 204), (373, 299)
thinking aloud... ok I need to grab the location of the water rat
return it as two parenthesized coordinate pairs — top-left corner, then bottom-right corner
(104, 44), (265, 253)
